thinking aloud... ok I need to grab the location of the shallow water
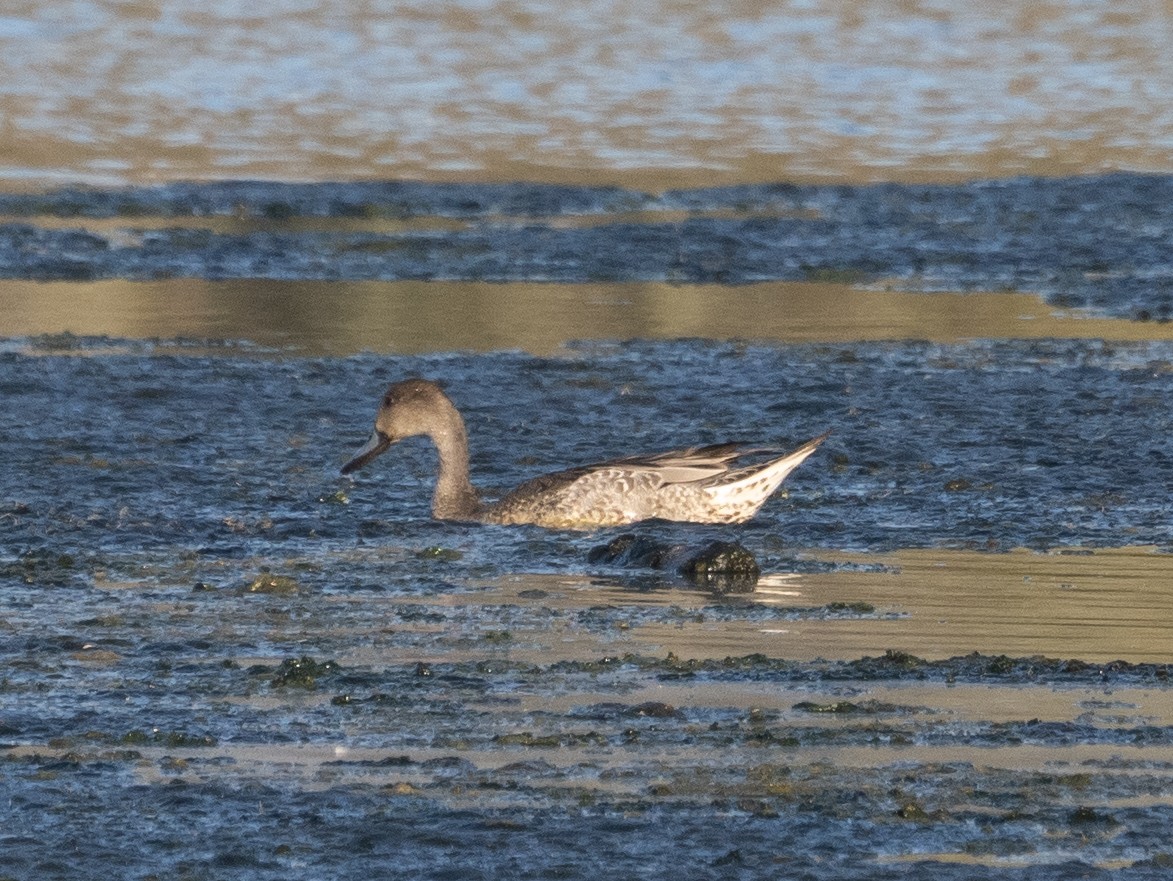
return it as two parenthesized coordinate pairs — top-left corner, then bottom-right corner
(5, 174), (1173, 319)
(5, 175), (1173, 878)
(1, 1), (1172, 187)
(4, 336), (1173, 875)
(6, 2), (1173, 869)
(5, 533), (1173, 878)
(5, 335), (1173, 552)
(9, 279), (1173, 356)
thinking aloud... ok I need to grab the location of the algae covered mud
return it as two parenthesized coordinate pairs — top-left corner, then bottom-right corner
(4, 177), (1173, 878)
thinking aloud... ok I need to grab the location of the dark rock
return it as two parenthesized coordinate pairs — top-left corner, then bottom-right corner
(679, 541), (761, 590)
(588, 534), (760, 592)
(586, 533), (675, 567)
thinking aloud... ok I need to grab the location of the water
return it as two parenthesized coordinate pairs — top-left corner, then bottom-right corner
(4, 330), (1173, 876)
(4, 334), (1173, 553)
(6, 175), (1173, 320)
(6, 183), (1173, 875)
(1, 1), (1172, 188)
(4, 2), (1173, 874)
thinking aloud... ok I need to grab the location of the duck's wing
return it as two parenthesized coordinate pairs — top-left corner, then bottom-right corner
(498, 437), (825, 503)
(600, 442), (760, 484)
(619, 433), (831, 484)
(493, 443), (748, 504)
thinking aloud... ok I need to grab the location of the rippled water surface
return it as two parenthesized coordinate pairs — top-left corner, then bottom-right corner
(2, 0), (1172, 187)
(5, 169), (1173, 877)
(5, 329), (1173, 877)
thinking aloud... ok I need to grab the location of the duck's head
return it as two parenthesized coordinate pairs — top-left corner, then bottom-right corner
(341, 378), (458, 474)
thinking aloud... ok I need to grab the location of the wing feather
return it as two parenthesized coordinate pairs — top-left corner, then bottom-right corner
(589, 442), (766, 485)
(498, 440), (808, 503)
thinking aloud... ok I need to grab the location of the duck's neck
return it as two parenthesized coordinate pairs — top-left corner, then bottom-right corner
(428, 414), (482, 520)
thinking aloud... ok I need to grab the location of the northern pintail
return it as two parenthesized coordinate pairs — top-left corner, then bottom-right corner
(341, 378), (827, 529)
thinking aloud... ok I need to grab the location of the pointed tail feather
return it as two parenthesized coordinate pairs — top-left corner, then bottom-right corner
(703, 430), (829, 516)
(753, 430), (829, 485)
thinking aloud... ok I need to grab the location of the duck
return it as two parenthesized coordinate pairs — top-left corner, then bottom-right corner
(341, 378), (827, 529)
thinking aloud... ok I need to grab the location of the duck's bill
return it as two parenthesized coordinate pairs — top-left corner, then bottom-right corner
(341, 430), (393, 474)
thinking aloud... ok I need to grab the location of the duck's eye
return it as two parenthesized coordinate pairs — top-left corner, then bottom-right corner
(383, 393), (395, 407)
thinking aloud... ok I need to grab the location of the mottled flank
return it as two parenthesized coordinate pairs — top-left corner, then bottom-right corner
(342, 378), (826, 529)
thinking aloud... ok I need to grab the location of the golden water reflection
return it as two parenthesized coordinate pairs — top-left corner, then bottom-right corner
(5, 279), (1171, 355)
(282, 547), (1173, 667)
(744, 547), (1173, 664)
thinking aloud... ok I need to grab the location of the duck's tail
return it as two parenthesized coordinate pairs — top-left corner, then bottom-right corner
(703, 431), (830, 520)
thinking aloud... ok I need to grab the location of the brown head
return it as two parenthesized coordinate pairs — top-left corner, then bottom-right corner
(340, 378), (462, 475)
